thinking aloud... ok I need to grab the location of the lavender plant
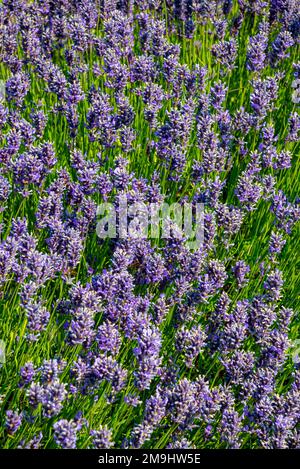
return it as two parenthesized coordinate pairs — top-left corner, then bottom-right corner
(0, 0), (299, 450)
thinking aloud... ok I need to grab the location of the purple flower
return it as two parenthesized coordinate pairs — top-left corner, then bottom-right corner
(264, 269), (284, 302)
(273, 150), (292, 170)
(133, 326), (162, 390)
(92, 354), (128, 394)
(53, 419), (79, 449)
(24, 301), (50, 340)
(141, 82), (165, 128)
(87, 90), (116, 146)
(216, 203), (244, 236)
(19, 362), (35, 386)
(269, 230), (286, 258)
(271, 31), (294, 64)
(124, 394), (142, 407)
(176, 325), (206, 367)
(250, 76), (279, 120)
(96, 321), (122, 356)
(167, 437), (195, 449)
(130, 55), (156, 83)
(41, 381), (68, 418)
(0, 104), (8, 128)
(219, 406), (242, 448)
(5, 410), (22, 435)
(271, 190), (300, 234)
(30, 109), (47, 138)
(104, 10), (134, 56)
(129, 388), (167, 448)
(90, 427), (114, 449)
(18, 432), (43, 449)
(206, 260), (228, 290)
(232, 260), (250, 288)
(235, 172), (262, 211)
(0, 175), (11, 205)
(249, 298), (276, 340)
(210, 82), (227, 110)
(151, 295), (169, 325)
(13, 143), (57, 192)
(286, 112), (300, 142)
(5, 72), (30, 107)
(40, 359), (66, 384)
(247, 29), (268, 71)
(221, 350), (255, 386)
(167, 378), (197, 428)
(211, 38), (238, 71)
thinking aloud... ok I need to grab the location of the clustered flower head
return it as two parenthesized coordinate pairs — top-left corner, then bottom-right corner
(0, 0), (300, 450)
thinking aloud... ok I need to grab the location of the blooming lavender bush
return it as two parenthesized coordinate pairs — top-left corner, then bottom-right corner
(0, 0), (299, 449)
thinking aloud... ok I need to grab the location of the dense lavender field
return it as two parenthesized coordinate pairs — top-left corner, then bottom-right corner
(0, 0), (300, 450)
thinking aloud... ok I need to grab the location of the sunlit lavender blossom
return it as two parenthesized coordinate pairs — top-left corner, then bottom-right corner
(53, 419), (80, 449)
(5, 410), (22, 435)
(90, 427), (114, 449)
